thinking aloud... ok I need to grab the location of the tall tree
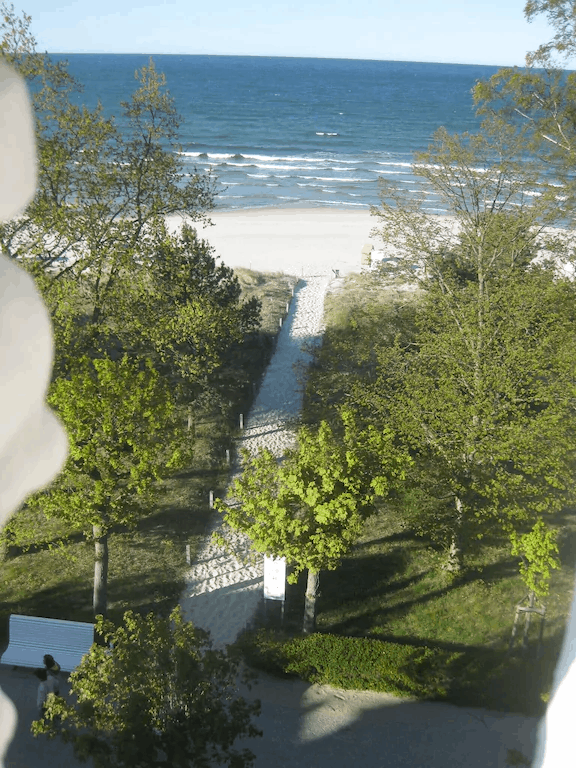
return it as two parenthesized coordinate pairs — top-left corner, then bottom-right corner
(214, 413), (410, 634)
(0, 4), (216, 355)
(473, 2), (576, 225)
(365, 118), (576, 577)
(111, 221), (261, 401)
(33, 607), (263, 768)
(21, 353), (192, 617)
(352, 263), (576, 575)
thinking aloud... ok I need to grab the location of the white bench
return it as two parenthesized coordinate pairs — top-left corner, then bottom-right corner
(1, 614), (94, 672)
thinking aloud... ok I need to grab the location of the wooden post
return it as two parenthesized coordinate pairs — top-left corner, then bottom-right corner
(508, 606), (521, 655)
(508, 592), (546, 658)
(239, 413), (244, 430)
(209, 491), (214, 509)
(521, 591), (535, 653)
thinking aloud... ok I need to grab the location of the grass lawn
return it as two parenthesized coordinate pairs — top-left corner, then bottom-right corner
(0, 268), (297, 646)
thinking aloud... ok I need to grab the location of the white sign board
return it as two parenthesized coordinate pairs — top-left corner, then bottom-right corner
(263, 555), (286, 601)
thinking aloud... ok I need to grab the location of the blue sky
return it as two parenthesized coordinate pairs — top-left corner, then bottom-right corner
(16, 1), (555, 66)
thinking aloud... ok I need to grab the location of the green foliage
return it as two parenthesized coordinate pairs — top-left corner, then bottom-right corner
(236, 628), (457, 699)
(214, 412), (410, 582)
(473, 2), (576, 221)
(0, 5), (217, 384)
(509, 519), (560, 597)
(524, 0), (576, 65)
(18, 352), (192, 616)
(25, 353), (189, 537)
(114, 222), (261, 395)
(368, 103), (576, 580)
(32, 607), (263, 768)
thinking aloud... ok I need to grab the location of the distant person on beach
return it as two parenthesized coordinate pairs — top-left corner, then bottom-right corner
(43, 655), (61, 695)
(34, 669), (58, 720)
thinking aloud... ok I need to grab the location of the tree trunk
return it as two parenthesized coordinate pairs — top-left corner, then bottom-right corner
(445, 496), (464, 573)
(303, 570), (320, 635)
(93, 524), (109, 618)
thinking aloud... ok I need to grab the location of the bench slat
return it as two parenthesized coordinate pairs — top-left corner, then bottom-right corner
(1, 614), (94, 672)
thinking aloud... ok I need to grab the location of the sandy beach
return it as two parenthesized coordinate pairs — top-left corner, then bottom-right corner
(167, 207), (379, 277)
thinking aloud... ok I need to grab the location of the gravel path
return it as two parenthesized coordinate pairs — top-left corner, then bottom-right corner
(179, 273), (331, 649)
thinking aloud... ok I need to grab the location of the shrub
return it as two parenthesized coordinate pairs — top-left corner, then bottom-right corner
(236, 628), (460, 699)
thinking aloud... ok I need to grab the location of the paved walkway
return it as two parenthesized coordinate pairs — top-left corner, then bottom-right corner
(0, 668), (83, 768)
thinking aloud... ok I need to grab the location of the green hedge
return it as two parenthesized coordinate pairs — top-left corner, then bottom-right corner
(236, 628), (462, 700)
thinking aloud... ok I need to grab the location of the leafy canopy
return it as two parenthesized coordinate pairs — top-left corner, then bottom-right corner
(32, 607), (263, 768)
(214, 411), (410, 582)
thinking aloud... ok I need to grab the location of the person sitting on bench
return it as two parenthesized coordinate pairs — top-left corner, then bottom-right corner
(43, 654), (61, 695)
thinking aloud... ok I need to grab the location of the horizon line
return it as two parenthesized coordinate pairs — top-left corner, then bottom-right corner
(43, 51), (526, 69)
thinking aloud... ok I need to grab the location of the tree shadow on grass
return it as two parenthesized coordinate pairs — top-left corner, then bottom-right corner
(2, 529), (86, 559)
(132, 505), (212, 540)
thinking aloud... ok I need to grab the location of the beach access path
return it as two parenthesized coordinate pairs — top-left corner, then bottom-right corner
(175, 207), (539, 768)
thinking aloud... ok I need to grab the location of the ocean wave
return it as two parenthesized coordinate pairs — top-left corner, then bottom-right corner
(308, 199), (369, 207)
(376, 161), (414, 168)
(224, 162), (324, 171)
(181, 150), (332, 164)
(179, 150), (369, 167)
(371, 169), (413, 175)
(297, 175), (374, 182)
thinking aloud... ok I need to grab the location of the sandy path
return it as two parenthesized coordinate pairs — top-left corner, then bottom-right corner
(179, 272), (331, 649)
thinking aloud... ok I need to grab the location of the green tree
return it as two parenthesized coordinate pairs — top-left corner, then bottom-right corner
(214, 412), (410, 634)
(112, 221), (261, 402)
(0, 5), (216, 359)
(524, 0), (576, 65)
(386, 268), (573, 572)
(20, 353), (191, 617)
(32, 607), (263, 768)
(365, 21), (576, 582)
(473, 2), (576, 224)
(367, 108), (576, 571)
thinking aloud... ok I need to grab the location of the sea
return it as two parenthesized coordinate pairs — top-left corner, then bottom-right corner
(53, 54), (504, 214)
